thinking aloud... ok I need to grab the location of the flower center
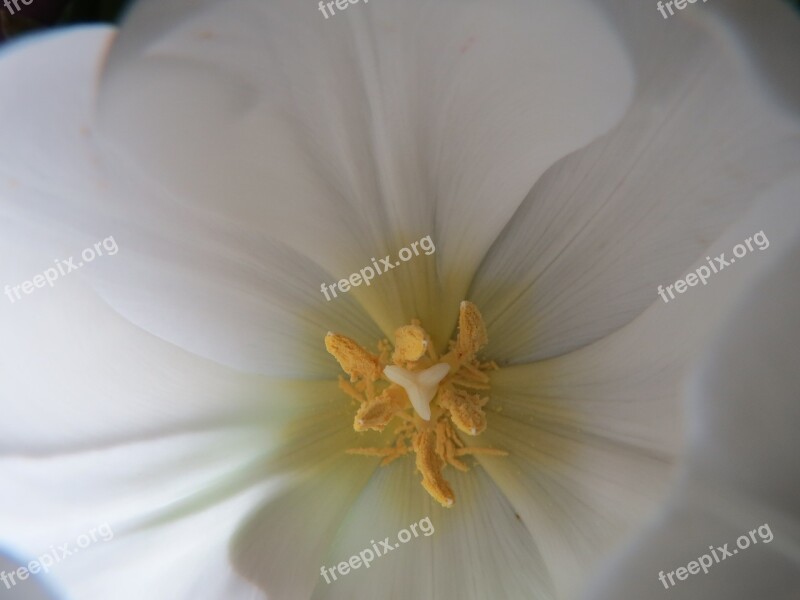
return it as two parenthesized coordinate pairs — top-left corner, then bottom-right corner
(325, 301), (506, 507)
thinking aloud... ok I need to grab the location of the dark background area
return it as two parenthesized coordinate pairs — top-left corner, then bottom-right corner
(0, 0), (128, 42)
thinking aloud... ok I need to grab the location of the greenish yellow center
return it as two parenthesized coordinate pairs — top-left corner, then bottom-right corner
(325, 301), (506, 507)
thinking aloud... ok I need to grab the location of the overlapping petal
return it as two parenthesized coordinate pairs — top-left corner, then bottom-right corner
(467, 180), (800, 598)
(0, 25), (384, 378)
(0, 428), (274, 599)
(585, 178), (800, 600)
(231, 457), (555, 600)
(472, 0), (800, 363)
(0, 355), (375, 597)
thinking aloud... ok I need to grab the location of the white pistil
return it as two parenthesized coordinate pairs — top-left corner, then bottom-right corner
(383, 363), (451, 421)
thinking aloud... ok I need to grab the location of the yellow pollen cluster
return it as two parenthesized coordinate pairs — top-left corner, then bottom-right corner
(324, 301), (506, 507)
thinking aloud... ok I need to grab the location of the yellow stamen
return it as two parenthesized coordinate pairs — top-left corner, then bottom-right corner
(414, 430), (455, 507)
(454, 301), (488, 360)
(324, 302), (504, 507)
(392, 324), (430, 364)
(325, 332), (382, 382)
(354, 384), (408, 432)
(438, 387), (488, 436)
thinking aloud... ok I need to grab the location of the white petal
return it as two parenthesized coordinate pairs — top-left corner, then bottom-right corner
(0, 217), (367, 457)
(471, 0), (800, 363)
(0, 376), (370, 598)
(0, 430), (271, 599)
(686, 182), (800, 506)
(79, 218), (385, 378)
(229, 450), (383, 600)
(469, 178), (800, 598)
(0, 26), (115, 208)
(586, 477), (800, 600)
(485, 176), (800, 452)
(307, 458), (555, 600)
(94, 0), (632, 342)
(0, 223), (282, 452)
(0, 25), (381, 377)
(470, 406), (675, 600)
(586, 220), (800, 600)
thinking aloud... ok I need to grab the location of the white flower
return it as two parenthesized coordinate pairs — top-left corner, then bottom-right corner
(0, 1), (798, 599)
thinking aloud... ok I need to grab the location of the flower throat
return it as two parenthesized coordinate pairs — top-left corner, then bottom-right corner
(325, 301), (506, 507)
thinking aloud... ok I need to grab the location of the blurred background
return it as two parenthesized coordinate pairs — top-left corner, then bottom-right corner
(0, 0), (127, 43)
(3, 0), (799, 46)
